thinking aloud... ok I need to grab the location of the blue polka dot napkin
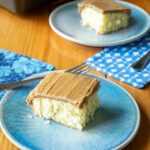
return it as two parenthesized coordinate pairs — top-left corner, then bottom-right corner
(0, 49), (55, 100)
(86, 32), (150, 88)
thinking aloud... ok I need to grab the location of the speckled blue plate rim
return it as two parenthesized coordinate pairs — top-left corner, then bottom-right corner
(49, 0), (150, 47)
(0, 72), (48, 150)
(0, 91), (29, 150)
(0, 71), (140, 150)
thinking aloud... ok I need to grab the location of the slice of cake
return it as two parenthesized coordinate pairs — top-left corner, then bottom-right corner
(27, 72), (100, 130)
(78, 0), (131, 34)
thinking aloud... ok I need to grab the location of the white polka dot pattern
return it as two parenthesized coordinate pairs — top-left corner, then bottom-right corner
(86, 32), (150, 88)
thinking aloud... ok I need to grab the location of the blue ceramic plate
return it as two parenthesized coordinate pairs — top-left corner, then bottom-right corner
(49, 0), (150, 47)
(0, 71), (140, 150)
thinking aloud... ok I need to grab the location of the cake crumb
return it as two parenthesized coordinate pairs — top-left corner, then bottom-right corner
(28, 115), (33, 119)
(45, 120), (50, 125)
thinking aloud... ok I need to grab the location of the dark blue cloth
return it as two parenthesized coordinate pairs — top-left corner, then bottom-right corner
(0, 49), (55, 99)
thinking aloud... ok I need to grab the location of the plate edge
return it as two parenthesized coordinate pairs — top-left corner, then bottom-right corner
(49, 0), (150, 47)
(0, 71), (140, 150)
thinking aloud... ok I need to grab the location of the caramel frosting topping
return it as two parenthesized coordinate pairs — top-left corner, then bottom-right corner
(27, 72), (100, 108)
(78, 0), (131, 14)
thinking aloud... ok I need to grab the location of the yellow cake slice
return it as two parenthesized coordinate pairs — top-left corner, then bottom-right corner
(78, 0), (131, 34)
(27, 72), (100, 130)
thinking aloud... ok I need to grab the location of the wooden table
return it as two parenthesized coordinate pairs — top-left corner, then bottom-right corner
(0, 0), (149, 149)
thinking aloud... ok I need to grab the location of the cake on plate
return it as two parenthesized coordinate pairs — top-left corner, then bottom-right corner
(27, 72), (100, 130)
(78, 0), (131, 34)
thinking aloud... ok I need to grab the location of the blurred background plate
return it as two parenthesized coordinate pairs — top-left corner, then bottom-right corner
(0, 71), (140, 150)
(49, 0), (150, 47)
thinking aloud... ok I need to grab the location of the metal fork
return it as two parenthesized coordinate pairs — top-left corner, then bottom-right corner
(0, 62), (91, 91)
(131, 51), (150, 71)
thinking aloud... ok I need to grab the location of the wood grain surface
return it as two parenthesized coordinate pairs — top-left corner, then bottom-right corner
(0, 0), (150, 149)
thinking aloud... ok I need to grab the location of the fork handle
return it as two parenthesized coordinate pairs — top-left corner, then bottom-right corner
(0, 76), (44, 91)
(131, 51), (150, 71)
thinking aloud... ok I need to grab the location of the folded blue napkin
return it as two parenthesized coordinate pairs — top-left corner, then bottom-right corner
(86, 32), (150, 88)
(0, 49), (55, 99)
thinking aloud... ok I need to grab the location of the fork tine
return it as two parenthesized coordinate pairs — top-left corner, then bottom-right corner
(66, 62), (90, 75)
(80, 67), (91, 75)
(71, 63), (87, 73)
(75, 65), (90, 75)
(66, 62), (86, 73)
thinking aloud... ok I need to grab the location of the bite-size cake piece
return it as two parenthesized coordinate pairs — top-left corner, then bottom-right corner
(78, 0), (131, 34)
(27, 72), (100, 130)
